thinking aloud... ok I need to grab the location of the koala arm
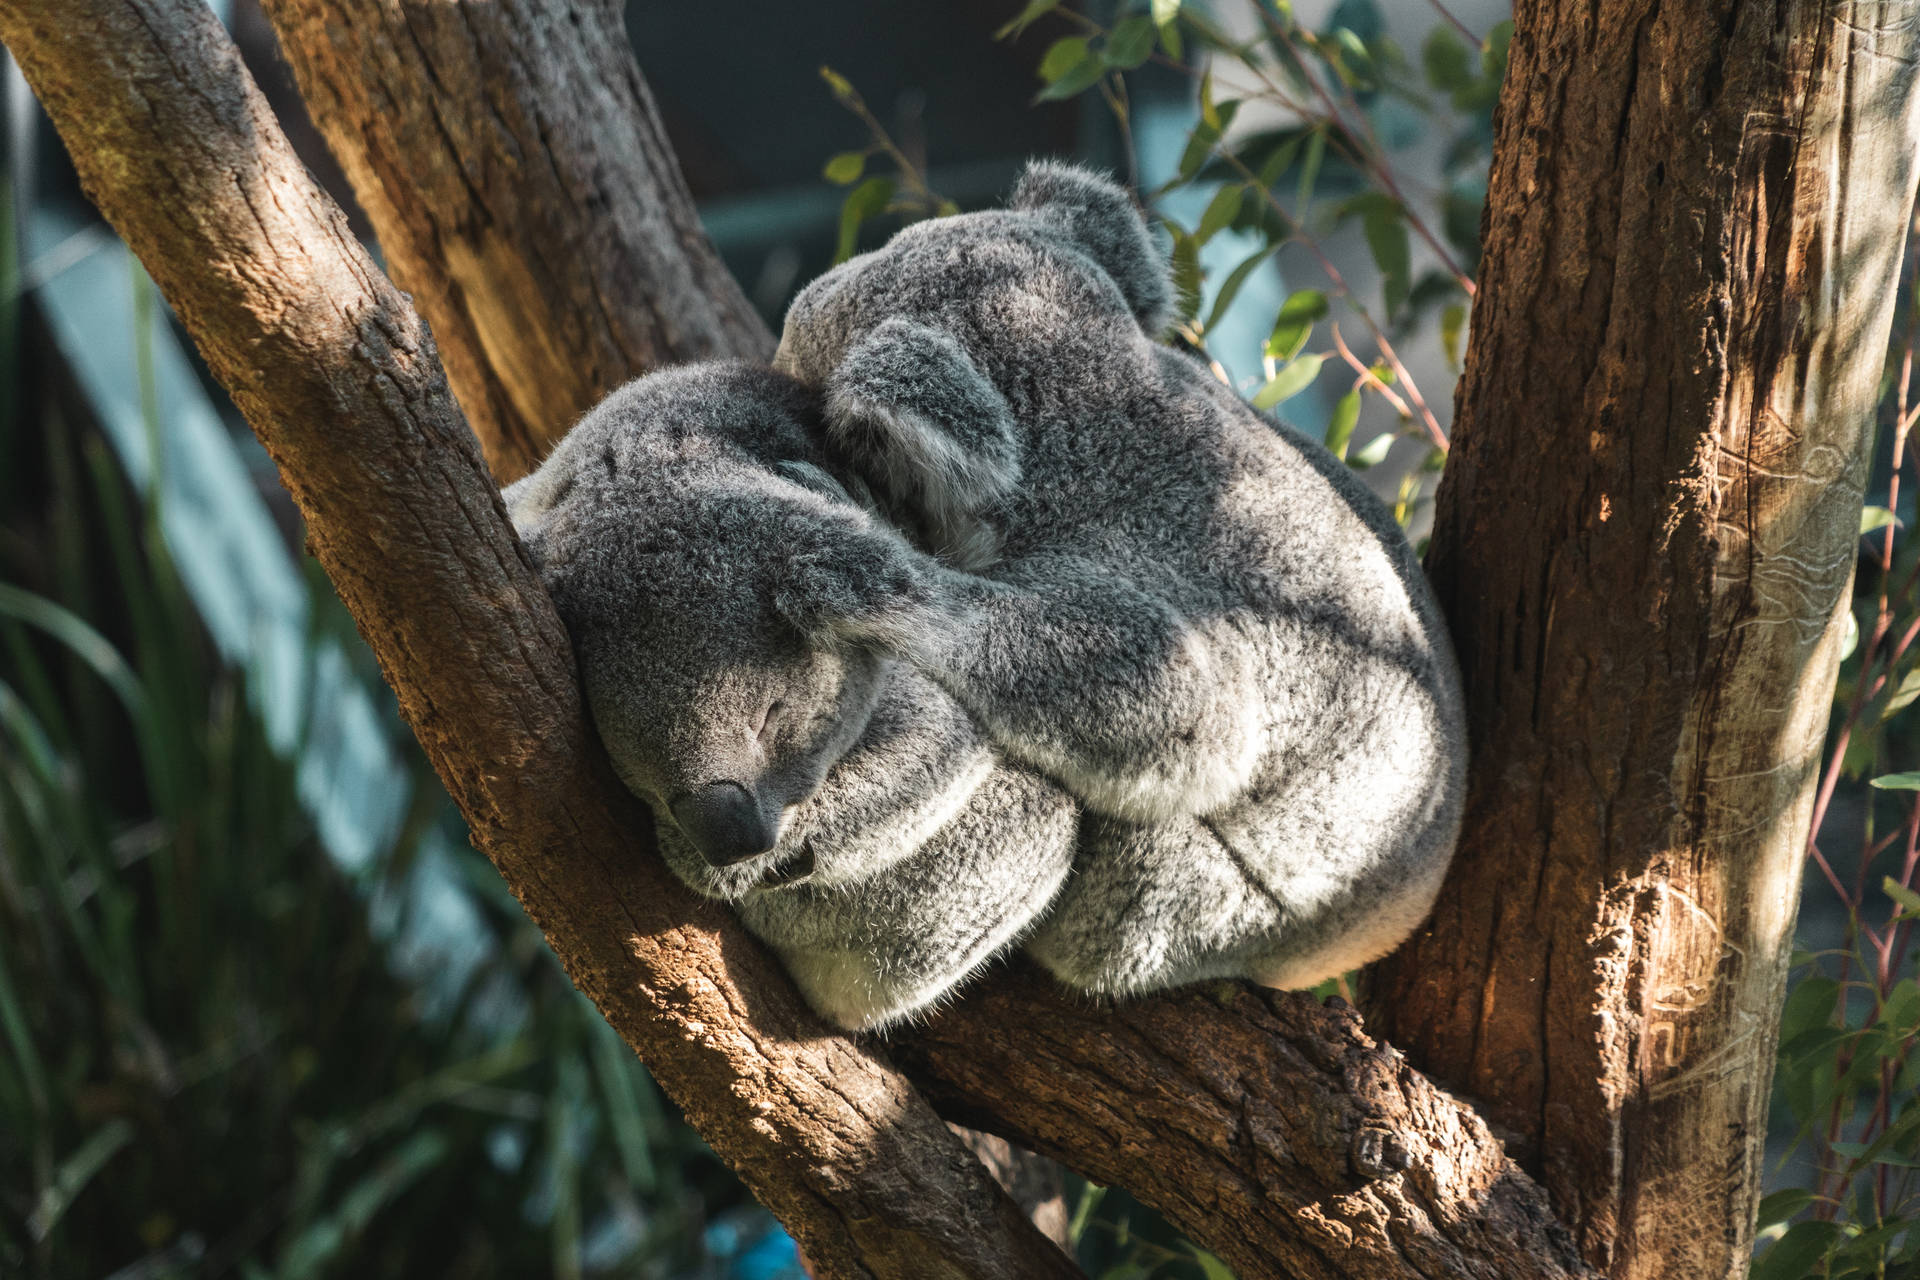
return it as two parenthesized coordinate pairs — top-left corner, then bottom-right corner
(727, 666), (1078, 1031)
(870, 552), (1268, 825)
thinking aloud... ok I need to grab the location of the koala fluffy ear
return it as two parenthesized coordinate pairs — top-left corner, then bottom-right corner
(1011, 160), (1173, 335)
(501, 473), (556, 570)
(824, 316), (1019, 569)
(771, 509), (945, 660)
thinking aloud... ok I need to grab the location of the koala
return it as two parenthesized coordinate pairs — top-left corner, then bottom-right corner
(773, 160), (1468, 996)
(504, 362), (1077, 1029)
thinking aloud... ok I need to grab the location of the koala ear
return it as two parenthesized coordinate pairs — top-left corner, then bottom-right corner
(1011, 160), (1173, 335)
(501, 472), (558, 572)
(824, 316), (1019, 564)
(771, 509), (945, 660)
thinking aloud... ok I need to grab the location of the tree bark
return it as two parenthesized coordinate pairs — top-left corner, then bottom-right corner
(0, 2), (1601, 1276)
(0, 4), (1071, 1276)
(255, 0), (769, 483)
(1366, 2), (1920, 1276)
(903, 973), (1591, 1280)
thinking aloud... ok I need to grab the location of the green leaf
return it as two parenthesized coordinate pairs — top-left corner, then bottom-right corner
(1886, 877), (1920, 917)
(1039, 36), (1091, 81)
(1752, 1221), (1841, 1280)
(1151, 0), (1181, 28)
(1295, 128), (1326, 212)
(26, 1119), (135, 1240)
(1252, 354), (1325, 409)
(1329, 27), (1373, 85)
(1862, 504), (1898, 535)
(1169, 229), (1203, 325)
(819, 65), (858, 103)
(835, 176), (895, 263)
(1441, 302), (1468, 368)
(1349, 431), (1395, 469)
(1877, 977), (1920, 1033)
(1776, 976), (1840, 1058)
(1482, 19), (1515, 77)
(995, 0), (1063, 39)
(1255, 134), (1304, 187)
(1869, 772), (1920, 790)
(1884, 668), (1920, 720)
(1326, 389), (1362, 459)
(822, 151), (866, 185)
(1195, 185), (1245, 244)
(1363, 202), (1411, 316)
(1158, 13), (1184, 59)
(1186, 1246), (1237, 1280)
(1265, 288), (1329, 360)
(1037, 46), (1107, 100)
(1105, 16), (1158, 69)
(1422, 26), (1474, 91)
(1203, 246), (1273, 333)
(1179, 121), (1222, 181)
(1756, 1188), (1815, 1228)
(1199, 66), (1219, 128)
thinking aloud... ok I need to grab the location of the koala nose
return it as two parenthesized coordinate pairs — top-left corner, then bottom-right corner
(670, 782), (778, 867)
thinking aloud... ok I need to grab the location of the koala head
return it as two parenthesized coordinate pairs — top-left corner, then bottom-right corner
(774, 160), (1169, 392)
(504, 362), (940, 899)
(768, 162), (1171, 569)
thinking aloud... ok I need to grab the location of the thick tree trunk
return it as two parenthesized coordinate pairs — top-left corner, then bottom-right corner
(0, 2), (1600, 1276)
(0, 4), (1072, 1276)
(1367, 2), (1920, 1276)
(256, 0), (769, 483)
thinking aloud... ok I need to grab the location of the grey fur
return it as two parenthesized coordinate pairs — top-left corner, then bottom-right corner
(509, 161), (1466, 1027)
(774, 160), (1467, 997)
(505, 362), (1075, 1027)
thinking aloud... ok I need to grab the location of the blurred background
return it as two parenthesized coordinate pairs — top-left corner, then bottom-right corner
(3, 1), (1915, 1277)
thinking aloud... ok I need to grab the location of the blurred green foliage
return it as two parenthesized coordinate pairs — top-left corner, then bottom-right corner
(0, 277), (789, 1278)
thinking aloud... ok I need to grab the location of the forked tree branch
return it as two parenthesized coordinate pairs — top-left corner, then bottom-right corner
(0, 0), (1595, 1275)
(260, 0), (771, 483)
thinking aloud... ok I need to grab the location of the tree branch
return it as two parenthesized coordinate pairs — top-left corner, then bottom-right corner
(0, 0), (1599, 1274)
(0, 3), (1072, 1276)
(900, 972), (1592, 1279)
(258, 0), (771, 482)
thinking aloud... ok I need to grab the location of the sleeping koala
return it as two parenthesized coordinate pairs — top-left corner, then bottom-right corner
(504, 362), (1077, 1029)
(774, 160), (1467, 996)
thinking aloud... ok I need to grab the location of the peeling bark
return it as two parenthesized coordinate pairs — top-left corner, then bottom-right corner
(255, 0), (770, 482)
(1367, 3), (1920, 1276)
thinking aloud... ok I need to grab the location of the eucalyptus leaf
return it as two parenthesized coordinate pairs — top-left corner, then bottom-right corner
(1869, 772), (1920, 790)
(1423, 25), (1474, 91)
(1265, 288), (1329, 360)
(1349, 431), (1395, 469)
(822, 151), (866, 185)
(1363, 203), (1411, 316)
(1326, 389), (1362, 459)
(1252, 354), (1325, 409)
(1441, 302), (1468, 368)
(1039, 36), (1090, 82)
(1195, 185), (1246, 244)
(994, 0), (1062, 39)
(835, 177), (895, 263)
(1037, 49), (1107, 101)
(1203, 246), (1274, 334)
(1886, 877), (1920, 916)
(1105, 16), (1157, 69)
